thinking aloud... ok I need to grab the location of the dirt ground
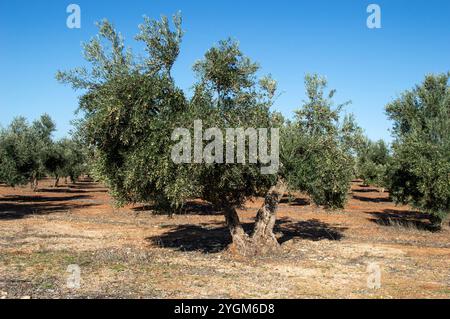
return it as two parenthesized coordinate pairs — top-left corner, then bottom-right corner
(0, 178), (449, 299)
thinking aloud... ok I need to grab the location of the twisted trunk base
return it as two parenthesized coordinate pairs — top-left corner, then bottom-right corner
(223, 205), (253, 255)
(223, 179), (287, 256)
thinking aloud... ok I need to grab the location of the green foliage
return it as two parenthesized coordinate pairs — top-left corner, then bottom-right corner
(58, 15), (194, 210)
(56, 138), (87, 183)
(193, 38), (259, 105)
(57, 16), (279, 214)
(136, 11), (184, 76)
(386, 73), (450, 226)
(86, 72), (191, 208)
(0, 115), (87, 188)
(283, 74), (358, 209)
(0, 115), (55, 187)
(42, 141), (66, 182)
(357, 139), (390, 188)
(190, 39), (278, 209)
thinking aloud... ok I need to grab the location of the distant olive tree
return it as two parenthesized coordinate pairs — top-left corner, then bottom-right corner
(44, 138), (87, 187)
(0, 114), (56, 190)
(282, 74), (359, 209)
(386, 73), (450, 228)
(59, 138), (88, 183)
(357, 139), (391, 191)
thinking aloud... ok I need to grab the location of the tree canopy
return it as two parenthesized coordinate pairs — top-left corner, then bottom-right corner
(0, 115), (86, 190)
(386, 73), (450, 227)
(282, 74), (361, 209)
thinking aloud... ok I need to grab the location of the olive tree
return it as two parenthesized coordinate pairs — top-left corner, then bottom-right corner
(57, 14), (366, 254)
(57, 15), (286, 254)
(42, 140), (66, 187)
(58, 138), (88, 183)
(356, 139), (390, 191)
(189, 39), (282, 253)
(0, 114), (56, 190)
(44, 138), (87, 186)
(282, 74), (359, 209)
(386, 73), (450, 228)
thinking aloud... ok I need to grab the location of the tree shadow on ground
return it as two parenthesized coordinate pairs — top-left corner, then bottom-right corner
(0, 194), (98, 220)
(38, 187), (107, 194)
(0, 194), (90, 203)
(353, 195), (391, 203)
(67, 182), (105, 191)
(275, 218), (347, 244)
(367, 209), (439, 232)
(133, 200), (222, 216)
(352, 188), (380, 193)
(147, 218), (346, 254)
(279, 196), (310, 206)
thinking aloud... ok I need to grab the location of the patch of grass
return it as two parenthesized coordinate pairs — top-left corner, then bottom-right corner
(111, 264), (127, 273)
(38, 281), (55, 290)
(63, 253), (93, 267)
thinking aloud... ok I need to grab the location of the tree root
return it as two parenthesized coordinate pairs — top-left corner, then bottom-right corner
(227, 233), (281, 257)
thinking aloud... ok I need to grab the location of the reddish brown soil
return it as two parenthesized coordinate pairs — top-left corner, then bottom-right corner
(0, 179), (449, 299)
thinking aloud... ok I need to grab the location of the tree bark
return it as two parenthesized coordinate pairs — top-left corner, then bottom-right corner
(222, 179), (287, 256)
(31, 177), (38, 192)
(223, 204), (251, 255)
(252, 179), (287, 249)
(54, 176), (60, 188)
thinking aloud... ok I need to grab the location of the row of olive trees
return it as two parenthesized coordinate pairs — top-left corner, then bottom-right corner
(57, 13), (449, 254)
(0, 115), (87, 190)
(386, 74), (450, 228)
(354, 74), (450, 228)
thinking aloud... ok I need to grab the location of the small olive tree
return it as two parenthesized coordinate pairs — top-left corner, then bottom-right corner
(61, 138), (88, 183)
(356, 139), (391, 191)
(42, 141), (66, 187)
(282, 74), (359, 209)
(386, 73), (450, 228)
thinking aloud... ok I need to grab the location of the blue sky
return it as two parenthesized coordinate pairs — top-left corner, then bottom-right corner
(1, 0), (449, 142)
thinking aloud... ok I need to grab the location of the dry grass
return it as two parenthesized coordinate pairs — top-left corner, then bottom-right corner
(0, 179), (449, 299)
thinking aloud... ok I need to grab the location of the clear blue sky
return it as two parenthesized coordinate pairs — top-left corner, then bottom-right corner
(1, 0), (449, 142)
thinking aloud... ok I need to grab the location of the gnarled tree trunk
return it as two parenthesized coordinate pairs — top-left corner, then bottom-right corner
(251, 179), (287, 251)
(223, 179), (287, 256)
(223, 205), (251, 254)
